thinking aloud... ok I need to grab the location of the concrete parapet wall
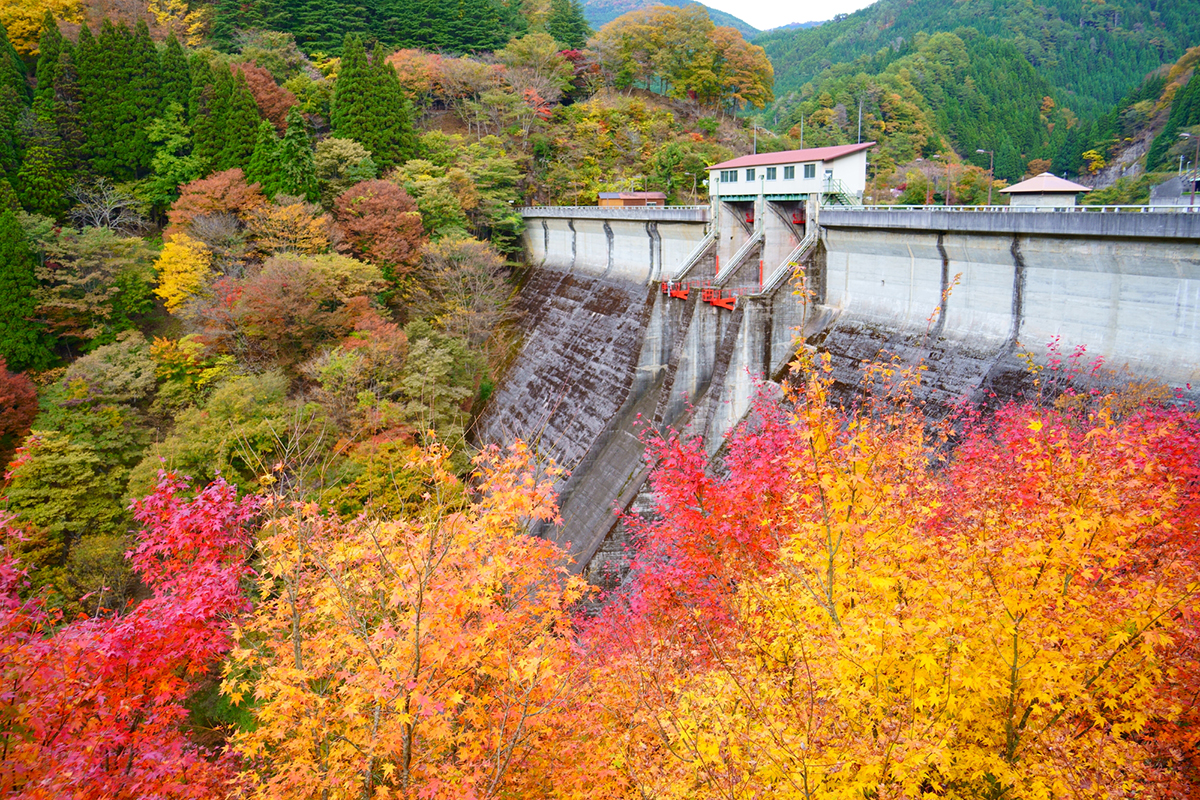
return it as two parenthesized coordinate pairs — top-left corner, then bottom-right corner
(821, 207), (1200, 240)
(821, 224), (1200, 387)
(523, 213), (708, 284)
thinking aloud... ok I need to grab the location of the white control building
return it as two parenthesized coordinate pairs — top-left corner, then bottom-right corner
(708, 143), (874, 205)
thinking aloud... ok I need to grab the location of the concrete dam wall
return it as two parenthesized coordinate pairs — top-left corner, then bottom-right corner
(818, 209), (1200, 399)
(478, 204), (1200, 574)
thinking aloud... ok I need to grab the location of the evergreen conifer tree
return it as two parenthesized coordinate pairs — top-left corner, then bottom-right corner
(16, 142), (69, 216)
(210, 0), (271, 51)
(433, 0), (519, 52)
(0, 22), (29, 185)
(247, 118), (282, 197)
(189, 58), (219, 170)
(79, 22), (122, 177)
(0, 178), (18, 212)
(330, 36), (416, 172)
(0, 209), (51, 372)
(34, 12), (64, 106)
(217, 69), (261, 171)
(546, 0), (590, 49)
(17, 100), (71, 217)
(276, 107), (317, 200)
(192, 61), (236, 171)
(330, 34), (368, 134)
(160, 33), (191, 112)
(75, 20), (164, 180)
(35, 16), (83, 171)
(0, 23), (30, 104)
(51, 48), (85, 170)
(0, 85), (21, 185)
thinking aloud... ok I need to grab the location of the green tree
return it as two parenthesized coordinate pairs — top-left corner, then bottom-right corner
(246, 119), (283, 198)
(76, 20), (162, 180)
(0, 177), (18, 212)
(1148, 73), (1200, 169)
(3, 429), (130, 601)
(127, 371), (325, 497)
(0, 85), (22, 187)
(0, 23), (29, 186)
(159, 32), (191, 112)
(313, 136), (377, 206)
(32, 226), (156, 349)
(190, 59), (230, 171)
(546, 0), (590, 49)
(33, 12), (65, 106)
(16, 106), (71, 217)
(143, 102), (205, 211)
(330, 35), (416, 171)
(0, 210), (52, 371)
(276, 106), (317, 200)
(0, 19), (30, 105)
(218, 68), (261, 171)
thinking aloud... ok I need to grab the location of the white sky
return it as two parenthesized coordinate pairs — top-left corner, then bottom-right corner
(703, 0), (878, 31)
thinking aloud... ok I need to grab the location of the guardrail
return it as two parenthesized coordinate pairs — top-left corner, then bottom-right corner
(713, 230), (765, 284)
(670, 226), (717, 282)
(519, 205), (711, 221)
(834, 204), (1200, 213)
(756, 230), (818, 296)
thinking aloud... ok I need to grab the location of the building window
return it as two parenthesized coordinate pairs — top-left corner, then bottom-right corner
(783, 166), (795, 179)
(803, 163), (816, 179)
(766, 167), (777, 180)
(720, 170), (737, 182)
(746, 168), (756, 180)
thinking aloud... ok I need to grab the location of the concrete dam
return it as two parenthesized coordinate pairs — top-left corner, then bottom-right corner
(476, 200), (1200, 577)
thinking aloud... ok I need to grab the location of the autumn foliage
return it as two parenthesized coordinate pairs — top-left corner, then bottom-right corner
(580, 357), (1200, 799)
(0, 472), (258, 798)
(0, 352), (1195, 799)
(334, 179), (426, 278)
(225, 442), (597, 799)
(0, 359), (37, 469)
(233, 62), (298, 131)
(166, 168), (267, 235)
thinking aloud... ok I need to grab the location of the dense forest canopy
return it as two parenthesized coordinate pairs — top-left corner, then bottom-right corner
(758, 0), (1200, 115)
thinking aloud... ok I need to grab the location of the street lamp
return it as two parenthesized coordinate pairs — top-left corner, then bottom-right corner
(1180, 133), (1199, 208)
(932, 154), (943, 205)
(976, 148), (994, 206)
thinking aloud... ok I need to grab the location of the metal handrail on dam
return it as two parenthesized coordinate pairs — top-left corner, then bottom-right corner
(833, 203), (1200, 213)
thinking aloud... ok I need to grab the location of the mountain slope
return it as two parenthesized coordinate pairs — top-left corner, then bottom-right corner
(771, 30), (1074, 182)
(583, 0), (758, 38)
(758, 0), (1200, 116)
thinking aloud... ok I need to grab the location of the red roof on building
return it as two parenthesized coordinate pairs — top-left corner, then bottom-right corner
(999, 172), (1091, 194)
(710, 142), (875, 171)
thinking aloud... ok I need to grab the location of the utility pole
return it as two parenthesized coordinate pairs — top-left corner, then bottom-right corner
(800, 115), (804, 150)
(857, 97), (863, 144)
(976, 148), (994, 206)
(1182, 133), (1200, 208)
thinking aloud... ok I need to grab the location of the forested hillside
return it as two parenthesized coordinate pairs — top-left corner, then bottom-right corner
(759, 0), (1200, 115)
(0, 0), (766, 620)
(583, 0), (757, 38)
(767, 30), (1077, 182)
(752, 0), (1200, 189)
